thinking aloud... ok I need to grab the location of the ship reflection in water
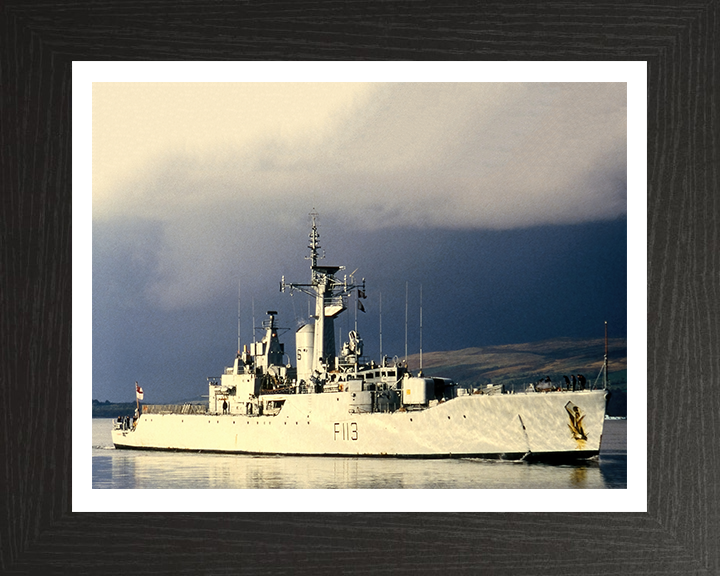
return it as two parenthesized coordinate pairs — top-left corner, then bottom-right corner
(93, 418), (626, 490)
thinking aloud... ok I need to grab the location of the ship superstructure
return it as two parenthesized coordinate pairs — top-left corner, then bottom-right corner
(112, 213), (609, 461)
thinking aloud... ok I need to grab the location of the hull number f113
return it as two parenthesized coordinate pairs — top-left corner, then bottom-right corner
(334, 422), (358, 441)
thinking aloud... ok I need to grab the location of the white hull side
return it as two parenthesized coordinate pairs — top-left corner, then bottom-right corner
(112, 390), (607, 458)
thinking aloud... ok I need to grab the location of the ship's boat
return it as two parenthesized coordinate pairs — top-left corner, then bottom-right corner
(112, 214), (609, 461)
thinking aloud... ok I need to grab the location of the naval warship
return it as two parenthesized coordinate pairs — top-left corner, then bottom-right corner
(112, 214), (609, 460)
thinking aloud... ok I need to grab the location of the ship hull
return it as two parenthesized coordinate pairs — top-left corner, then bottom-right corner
(112, 389), (607, 460)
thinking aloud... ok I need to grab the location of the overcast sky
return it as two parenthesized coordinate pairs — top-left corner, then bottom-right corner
(92, 82), (627, 403)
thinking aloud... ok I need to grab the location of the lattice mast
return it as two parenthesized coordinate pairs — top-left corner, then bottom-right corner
(281, 211), (365, 374)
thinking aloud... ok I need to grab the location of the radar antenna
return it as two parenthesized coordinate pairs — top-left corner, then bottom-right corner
(306, 209), (325, 269)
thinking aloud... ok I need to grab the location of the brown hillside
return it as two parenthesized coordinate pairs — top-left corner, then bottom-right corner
(404, 337), (627, 387)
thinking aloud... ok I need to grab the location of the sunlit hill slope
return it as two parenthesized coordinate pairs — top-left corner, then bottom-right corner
(406, 337), (627, 416)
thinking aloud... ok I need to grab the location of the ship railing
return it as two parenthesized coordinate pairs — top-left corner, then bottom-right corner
(500, 382), (596, 394)
(142, 404), (207, 415)
(261, 385), (295, 395)
(323, 382), (341, 393)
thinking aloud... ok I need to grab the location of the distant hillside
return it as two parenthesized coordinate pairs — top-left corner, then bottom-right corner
(92, 400), (136, 419)
(403, 337), (627, 416)
(405, 337), (626, 386)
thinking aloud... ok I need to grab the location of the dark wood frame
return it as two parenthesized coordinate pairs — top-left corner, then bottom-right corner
(2, 2), (717, 574)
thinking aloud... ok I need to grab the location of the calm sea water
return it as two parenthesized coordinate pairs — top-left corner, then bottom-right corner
(92, 418), (626, 490)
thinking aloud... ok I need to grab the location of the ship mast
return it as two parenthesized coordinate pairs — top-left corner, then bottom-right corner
(604, 321), (608, 390)
(419, 283), (423, 372)
(404, 281), (408, 362)
(281, 211), (365, 375)
(308, 209), (321, 270)
(237, 282), (241, 355)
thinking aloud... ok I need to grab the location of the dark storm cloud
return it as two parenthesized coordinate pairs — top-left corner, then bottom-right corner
(93, 216), (626, 403)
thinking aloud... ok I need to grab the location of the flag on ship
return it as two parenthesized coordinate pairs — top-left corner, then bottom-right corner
(135, 382), (144, 400)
